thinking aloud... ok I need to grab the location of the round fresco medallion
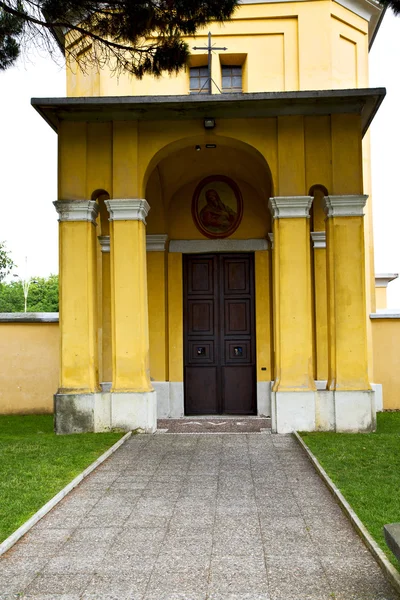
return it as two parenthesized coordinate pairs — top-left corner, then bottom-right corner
(192, 175), (243, 239)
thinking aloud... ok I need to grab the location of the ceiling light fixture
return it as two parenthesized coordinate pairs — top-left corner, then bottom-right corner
(204, 118), (215, 129)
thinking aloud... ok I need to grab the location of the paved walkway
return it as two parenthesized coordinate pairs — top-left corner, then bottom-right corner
(0, 433), (398, 600)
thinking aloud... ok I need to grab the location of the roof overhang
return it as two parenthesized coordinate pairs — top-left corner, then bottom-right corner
(31, 88), (386, 138)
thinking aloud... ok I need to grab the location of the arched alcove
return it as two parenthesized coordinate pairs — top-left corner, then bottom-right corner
(144, 136), (274, 238)
(309, 184), (329, 231)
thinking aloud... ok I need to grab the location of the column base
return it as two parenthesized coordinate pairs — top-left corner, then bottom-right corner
(271, 389), (376, 433)
(272, 391), (316, 434)
(54, 390), (157, 434)
(334, 390), (376, 432)
(257, 381), (272, 417)
(152, 382), (184, 419)
(111, 391), (157, 433)
(54, 392), (110, 434)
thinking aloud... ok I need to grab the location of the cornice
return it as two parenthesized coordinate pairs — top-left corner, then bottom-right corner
(311, 231), (326, 249)
(98, 236), (110, 253)
(375, 273), (399, 288)
(323, 195), (368, 218)
(146, 235), (168, 252)
(105, 199), (150, 223)
(269, 196), (313, 219)
(53, 200), (99, 225)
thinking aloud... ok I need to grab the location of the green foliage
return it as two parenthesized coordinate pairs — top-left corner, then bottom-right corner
(0, 414), (123, 542)
(301, 412), (400, 570)
(0, 0), (238, 75)
(0, 241), (14, 282)
(0, 274), (59, 312)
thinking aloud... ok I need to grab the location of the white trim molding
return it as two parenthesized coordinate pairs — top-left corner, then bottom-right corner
(147, 234), (168, 252)
(370, 310), (400, 319)
(268, 233), (274, 249)
(375, 273), (399, 288)
(268, 196), (313, 219)
(53, 200), (99, 225)
(105, 199), (150, 223)
(0, 312), (59, 323)
(323, 195), (368, 218)
(169, 239), (269, 253)
(311, 231), (326, 249)
(98, 236), (110, 253)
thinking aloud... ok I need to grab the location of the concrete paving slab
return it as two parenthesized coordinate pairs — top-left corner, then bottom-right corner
(0, 433), (398, 600)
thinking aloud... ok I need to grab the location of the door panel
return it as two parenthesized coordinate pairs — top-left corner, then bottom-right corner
(185, 367), (218, 415)
(188, 300), (214, 335)
(184, 253), (256, 415)
(224, 299), (251, 334)
(222, 365), (255, 414)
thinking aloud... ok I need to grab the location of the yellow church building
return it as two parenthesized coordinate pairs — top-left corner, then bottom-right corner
(32, 0), (386, 434)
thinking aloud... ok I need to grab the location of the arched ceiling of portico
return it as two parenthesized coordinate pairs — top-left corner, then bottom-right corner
(145, 137), (273, 235)
(153, 143), (271, 209)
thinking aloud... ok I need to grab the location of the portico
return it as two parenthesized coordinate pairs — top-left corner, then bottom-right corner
(37, 88), (383, 434)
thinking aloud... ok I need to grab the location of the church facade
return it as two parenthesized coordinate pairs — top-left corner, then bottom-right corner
(33, 0), (385, 434)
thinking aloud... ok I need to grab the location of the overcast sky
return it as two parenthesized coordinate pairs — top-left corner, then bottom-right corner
(0, 10), (399, 307)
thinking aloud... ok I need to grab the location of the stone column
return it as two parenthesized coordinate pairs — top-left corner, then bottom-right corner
(268, 196), (316, 433)
(53, 200), (101, 433)
(323, 195), (375, 432)
(105, 199), (157, 433)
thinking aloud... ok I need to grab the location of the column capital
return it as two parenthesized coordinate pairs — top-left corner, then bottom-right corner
(323, 195), (368, 218)
(105, 199), (150, 223)
(268, 196), (313, 219)
(311, 231), (326, 249)
(146, 234), (168, 252)
(98, 236), (110, 253)
(53, 200), (99, 225)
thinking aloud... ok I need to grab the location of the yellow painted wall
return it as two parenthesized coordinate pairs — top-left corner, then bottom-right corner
(255, 251), (273, 381)
(372, 318), (400, 409)
(0, 323), (59, 414)
(167, 253), (183, 382)
(66, 1), (370, 98)
(375, 287), (387, 310)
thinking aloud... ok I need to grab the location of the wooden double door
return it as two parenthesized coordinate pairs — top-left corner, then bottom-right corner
(183, 253), (256, 415)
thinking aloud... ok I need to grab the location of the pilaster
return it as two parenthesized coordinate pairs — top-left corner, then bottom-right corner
(311, 231), (328, 382)
(105, 198), (156, 432)
(323, 194), (374, 432)
(97, 235), (112, 384)
(53, 200), (99, 394)
(147, 235), (169, 382)
(268, 196), (316, 433)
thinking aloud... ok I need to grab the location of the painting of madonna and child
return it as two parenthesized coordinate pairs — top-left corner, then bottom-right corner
(192, 175), (244, 239)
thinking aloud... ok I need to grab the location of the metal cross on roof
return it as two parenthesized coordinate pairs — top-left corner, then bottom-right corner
(192, 32), (228, 94)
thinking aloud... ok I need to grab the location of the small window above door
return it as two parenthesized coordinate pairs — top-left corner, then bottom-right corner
(221, 66), (242, 93)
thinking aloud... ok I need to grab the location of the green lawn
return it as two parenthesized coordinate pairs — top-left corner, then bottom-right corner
(301, 412), (400, 570)
(0, 415), (123, 543)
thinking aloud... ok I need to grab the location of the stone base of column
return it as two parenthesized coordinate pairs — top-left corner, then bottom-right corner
(54, 390), (157, 434)
(271, 391), (316, 434)
(54, 392), (110, 434)
(111, 391), (157, 433)
(334, 390), (376, 432)
(271, 389), (376, 433)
